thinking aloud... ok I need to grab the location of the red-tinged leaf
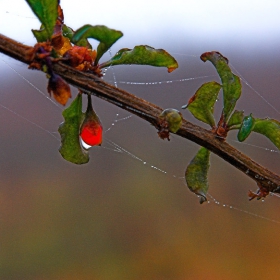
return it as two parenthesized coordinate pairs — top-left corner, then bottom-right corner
(80, 95), (103, 146)
(100, 45), (178, 72)
(185, 147), (210, 204)
(47, 73), (71, 105)
(50, 5), (64, 49)
(200, 51), (241, 122)
(182, 81), (221, 128)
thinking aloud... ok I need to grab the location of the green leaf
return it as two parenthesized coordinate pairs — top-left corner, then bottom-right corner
(227, 110), (244, 129)
(253, 118), (280, 150)
(62, 24), (74, 40)
(182, 81), (221, 128)
(32, 25), (49, 42)
(72, 25), (123, 64)
(237, 114), (255, 142)
(26, 0), (58, 39)
(58, 94), (89, 164)
(200, 52), (241, 122)
(185, 147), (210, 204)
(62, 24), (92, 49)
(100, 45), (179, 73)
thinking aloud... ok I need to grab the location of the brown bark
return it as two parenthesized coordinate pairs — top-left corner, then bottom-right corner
(1, 33), (280, 195)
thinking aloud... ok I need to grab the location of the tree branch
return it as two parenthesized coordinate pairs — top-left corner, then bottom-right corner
(1, 33), (280, 194)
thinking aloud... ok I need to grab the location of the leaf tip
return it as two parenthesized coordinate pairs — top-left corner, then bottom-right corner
(200, 51), (229, 64)
(167, 66), (177, 73)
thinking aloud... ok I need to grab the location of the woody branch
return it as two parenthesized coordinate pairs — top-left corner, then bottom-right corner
(0, 33), (280, 193)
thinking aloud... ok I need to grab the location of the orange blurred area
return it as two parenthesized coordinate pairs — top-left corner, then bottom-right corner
(0, 1), (280, 279)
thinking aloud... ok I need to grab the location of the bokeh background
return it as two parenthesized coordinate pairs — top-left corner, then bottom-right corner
(0, 0), (280, 279)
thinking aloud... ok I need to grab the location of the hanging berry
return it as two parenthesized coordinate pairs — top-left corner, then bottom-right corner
(80, 94), (103, 146)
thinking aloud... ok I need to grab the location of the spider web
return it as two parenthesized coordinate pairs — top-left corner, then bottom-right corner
(1, 50), (280, 225)
(1, 5), (280, 227)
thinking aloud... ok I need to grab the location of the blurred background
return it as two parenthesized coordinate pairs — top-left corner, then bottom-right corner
(0, 0), (280, 279)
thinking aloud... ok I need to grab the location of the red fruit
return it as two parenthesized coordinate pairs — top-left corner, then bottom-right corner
(80, 95), (103, 146)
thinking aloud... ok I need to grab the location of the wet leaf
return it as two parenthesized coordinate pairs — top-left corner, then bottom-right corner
(80, 95), (103, 146)
(182, 81), (221, 128)
(185, 147), (210, 204)
(100, 45), (178, 72)
(227, 110), (244, 129)
(72, 25), (123, 64)
(200, 51), (241, 122)
(237, 114), (255, 142)
(47, 73), (71, 106)
(253, 118), (280, 150)
(26, 0), (58, 39)
(58, 94), (89, 164)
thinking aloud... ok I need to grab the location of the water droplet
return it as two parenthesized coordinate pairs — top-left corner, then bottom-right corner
(245, 169), (250, 174)
(255, 174), (259, 179)
(143, 162), (146, 164)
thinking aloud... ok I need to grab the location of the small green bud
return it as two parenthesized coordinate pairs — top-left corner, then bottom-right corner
(237, 114), (255, 142)
(159, 108), (183, 133)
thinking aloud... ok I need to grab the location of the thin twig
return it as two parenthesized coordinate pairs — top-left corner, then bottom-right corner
(1, 33), (279, 194)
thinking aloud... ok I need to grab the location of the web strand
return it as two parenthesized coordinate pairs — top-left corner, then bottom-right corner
(1, 59), (61, 109)
(230, 62), (280, 116)
(1, 48), (279, 225)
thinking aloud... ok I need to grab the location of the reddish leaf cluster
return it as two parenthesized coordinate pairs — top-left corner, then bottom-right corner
(28, 5), (102, 105)
(63, 46), (100, 74)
